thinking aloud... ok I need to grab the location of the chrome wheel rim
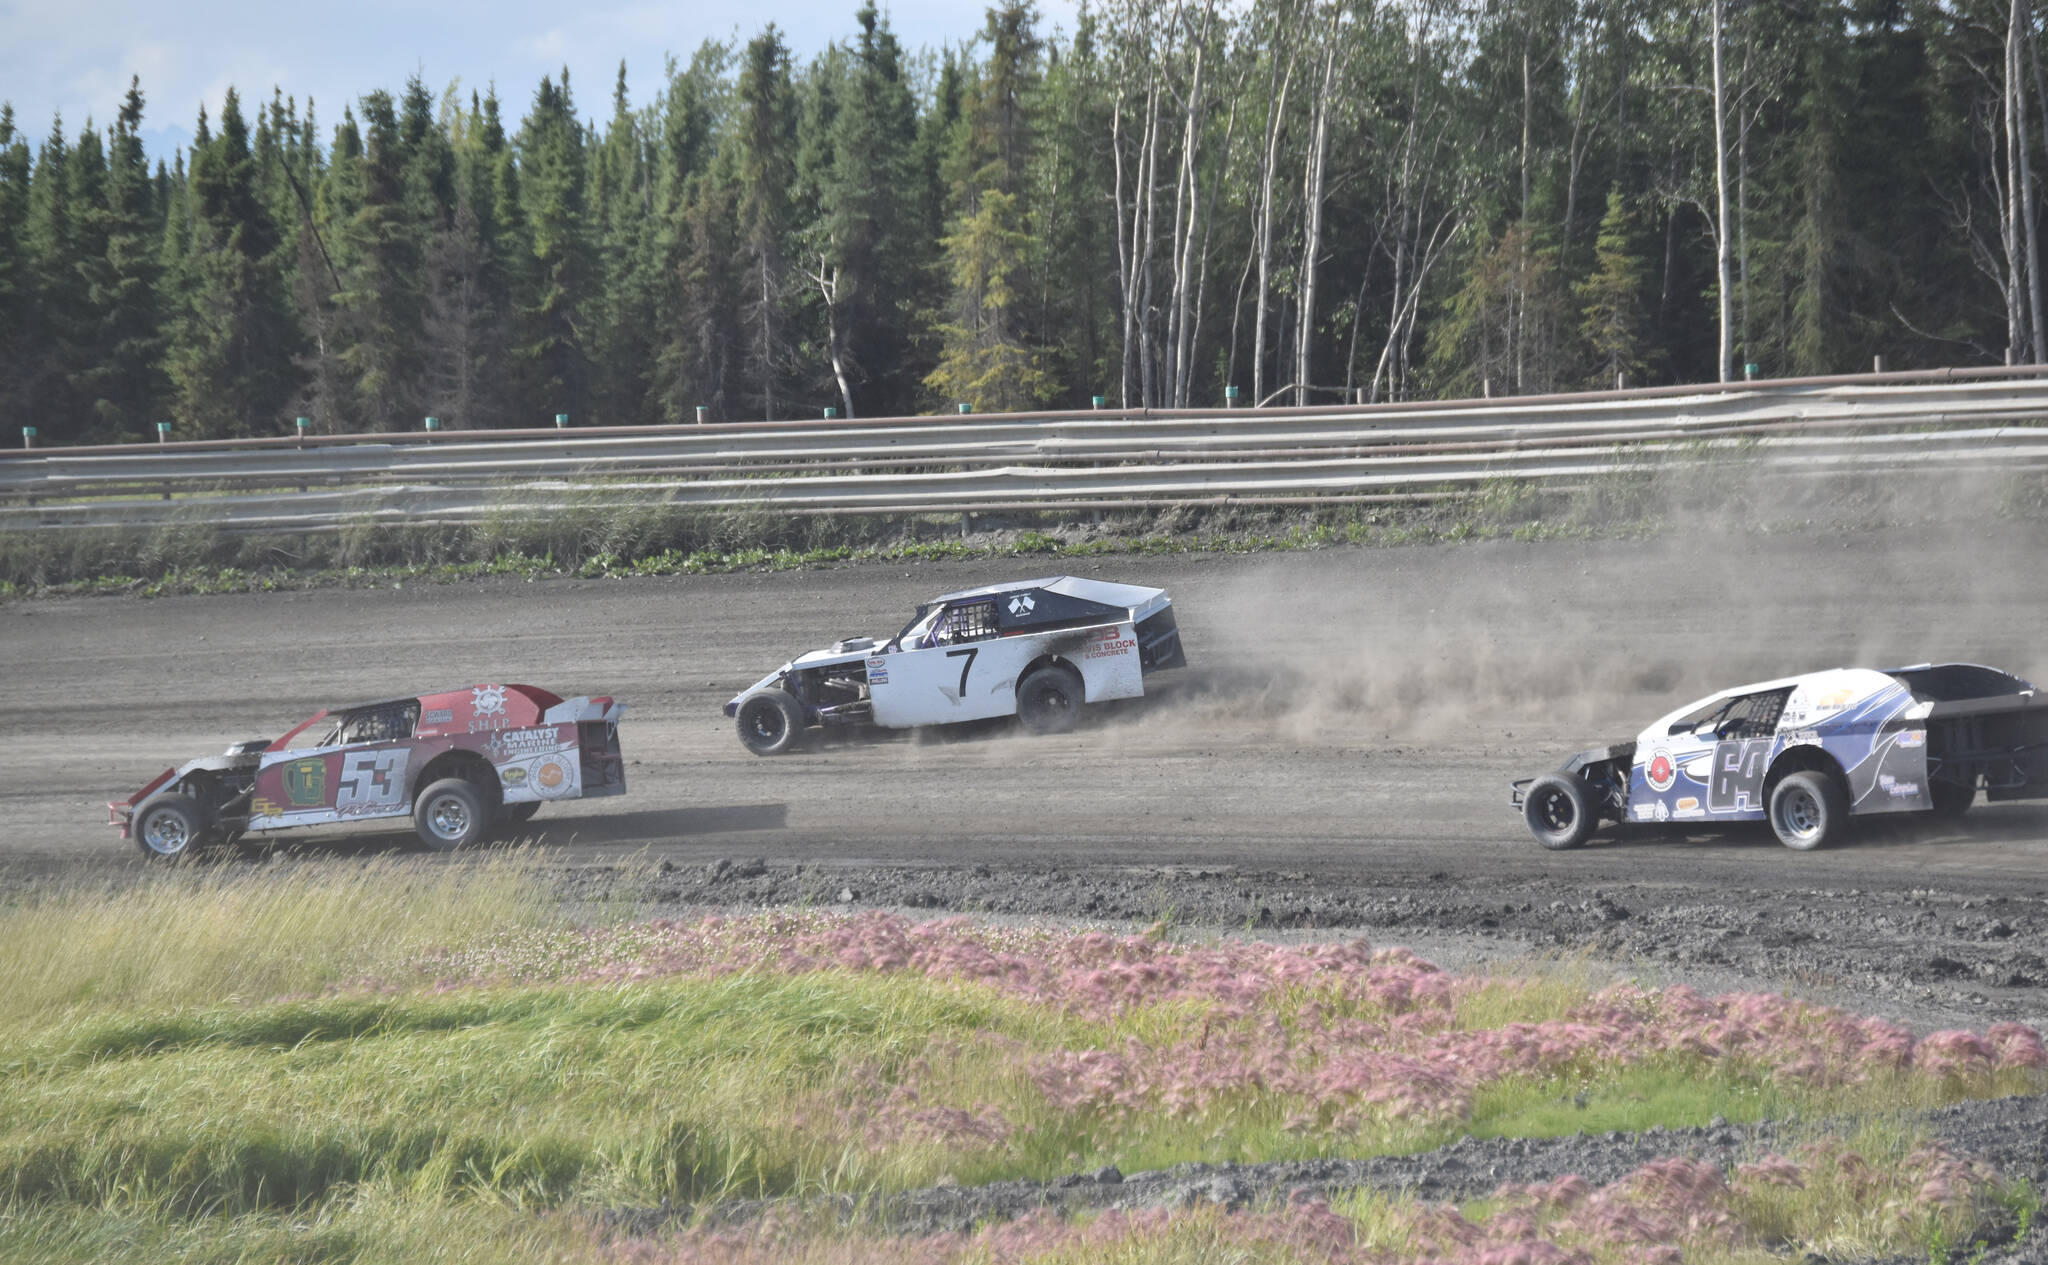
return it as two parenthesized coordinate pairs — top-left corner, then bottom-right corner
(428, 795), (471, 841)
(1777, 788), (1820, 841)
(142, 809), (190, 855)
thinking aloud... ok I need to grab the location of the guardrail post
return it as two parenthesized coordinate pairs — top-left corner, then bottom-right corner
(957, 402), (973, 414)
(1223, 385), (1238, 407)
(1873, 355), (1885, 374)
(1615, 371), (1626, 390)
(19, 426), (34, 449)
(555, 413), (570, 429)
(824, 407), (837, 419)
(424, 416), (440, 432)
(1356, 387), (1366, 403)
(695, 405), (708, 424)
(1744, 362), (1759, 380)
(156, 421), (171, 443)
(294, 416), (310, 439)
(1482, 379), (1492, 399)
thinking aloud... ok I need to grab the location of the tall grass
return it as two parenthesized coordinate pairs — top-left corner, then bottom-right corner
(0, 855), (555, 1024)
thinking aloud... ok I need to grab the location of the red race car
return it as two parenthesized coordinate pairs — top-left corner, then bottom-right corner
(110, 684), (627, 859)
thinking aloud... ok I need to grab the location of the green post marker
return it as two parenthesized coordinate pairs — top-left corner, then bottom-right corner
(294, 416), (310, 436)
(155, 421), (170, 443)
(1744, 363), (1759, 380)
(824, 407), (837, 419)
(424, 416), (440, 432)
(1224, 385), (1239, 405)
(20, 426), (35, 449)
(957, 402), (973, 414)
(695, 406), (707, 424)
(555, 413), (570, 429)
(1091, 395), (1106, 409)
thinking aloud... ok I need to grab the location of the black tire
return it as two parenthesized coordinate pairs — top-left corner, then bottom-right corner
(1016, 664), (1084, 735)
(1929, 777), (1976, 819)
(735, 691), (807, 756)
(136, 796), (207, 860)
(414, 777), (489, 851)
(1523, 773), (1598, 850)
(1769, 770), (1847, 851)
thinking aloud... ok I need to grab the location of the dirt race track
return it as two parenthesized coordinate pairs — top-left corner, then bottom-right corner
(6, 523), (2048, 1027)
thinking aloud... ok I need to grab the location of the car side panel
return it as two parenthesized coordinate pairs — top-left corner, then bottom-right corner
(868, 621), (1140, 727)
(1624, 677), (1929, 827)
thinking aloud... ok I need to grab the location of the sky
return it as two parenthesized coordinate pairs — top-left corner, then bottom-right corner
(0, 0), (1081, 162)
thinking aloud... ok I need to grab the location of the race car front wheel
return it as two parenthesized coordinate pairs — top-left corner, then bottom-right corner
(736, 690), (807, 756)
(136, 797), (206, 861)
(414, 778), (489, 851)
(1768, 771), (1846, 850)
(1016, 665), (1084, 735)
(1522, 773), (1597, 850)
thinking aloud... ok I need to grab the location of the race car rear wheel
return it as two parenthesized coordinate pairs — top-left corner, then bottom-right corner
(414, 777), (489, 851)
(1016, 665), (1084, 735)
(1930, 777), (1976, 818)
(1769, 771), (1846, 850)
(136, 797), (206, 861)
(1523, 773), (1597, 850)
(736, 690), (807, 756)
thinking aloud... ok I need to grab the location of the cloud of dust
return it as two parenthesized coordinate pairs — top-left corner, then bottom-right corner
(1139, 454), (2048, 751)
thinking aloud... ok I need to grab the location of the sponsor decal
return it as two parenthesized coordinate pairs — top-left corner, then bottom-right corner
(1653, 800), (1670, 822)
(336, 748), (410, 810)
(1007, 593), (1036, 616)
(1879, 774), (1922, 798)
(1897, 729), (1927, 749)
(1645, 749), (1676, 793)
(467, 684), (512, 732)
(422, 708), (453, 725)
(1812, 686), (1858, 713)
(336, 802), (399, 818)
(486, 726), (567, 761)
(251, 796), (283, 817)
(531, 754), (576, 799)
(1787, 729), (1822, 744)
(284, 758), (326, 806)
(1675, 796), (1699, 812)
(1085, 635), (1137, 660)
(866, 656), (889, 685)
(500, 766), (526, 784)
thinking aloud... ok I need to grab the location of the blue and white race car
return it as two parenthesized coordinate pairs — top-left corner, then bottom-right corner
(1513, 663), (2048, 850)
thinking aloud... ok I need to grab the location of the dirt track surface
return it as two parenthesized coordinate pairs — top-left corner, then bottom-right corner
(6, 524), (2048, 1028)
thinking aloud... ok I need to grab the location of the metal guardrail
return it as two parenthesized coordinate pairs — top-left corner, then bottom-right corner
(3, 372), (2046, 530)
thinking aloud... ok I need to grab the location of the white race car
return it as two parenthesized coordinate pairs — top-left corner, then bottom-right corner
(1513, 663), (2048, 850)
(724, 576), (1187, 754)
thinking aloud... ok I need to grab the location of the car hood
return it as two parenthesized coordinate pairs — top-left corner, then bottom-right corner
(726, 640), (883, 711)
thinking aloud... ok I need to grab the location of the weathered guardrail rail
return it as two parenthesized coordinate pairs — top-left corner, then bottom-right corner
(4, 370), (2046, 530)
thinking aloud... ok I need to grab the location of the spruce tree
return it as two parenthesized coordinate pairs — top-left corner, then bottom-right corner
(736, 29), (797, 419)
(73, 79), (164, 437)
(515, 71), (591, 419)
(337, 90), (424, 429)
(1576, 186), (1652, 387)
(164, 88), (304, 437)
(925, 188), (1053, 411)
(0, 107), (32, 427)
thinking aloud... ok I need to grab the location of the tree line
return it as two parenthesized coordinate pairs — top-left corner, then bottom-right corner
(0, 0), (2041, 443)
